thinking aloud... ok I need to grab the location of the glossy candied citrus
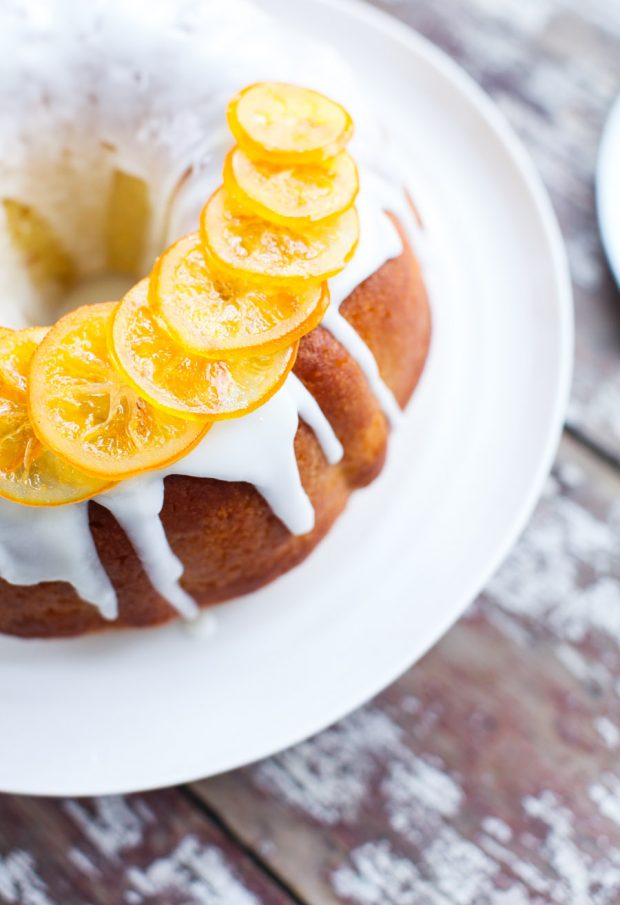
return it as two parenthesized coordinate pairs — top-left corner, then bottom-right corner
(227, 82), (353, 165)
(151, 233), (329, 358)
(111, 280), (299, 420)
(201, 188), (359, 287)
(223, 147), (358, 226)
(0, 327), (112, 505)
(28, 302), (209, 480)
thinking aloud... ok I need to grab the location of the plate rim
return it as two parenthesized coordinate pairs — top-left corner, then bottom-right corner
(0, 0), (574, 796)
(596, 92), (620, 288)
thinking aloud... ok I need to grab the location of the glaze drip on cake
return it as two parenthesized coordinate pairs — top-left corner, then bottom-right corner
(0, 0), (428, 624)
(0, 188), (411, 618)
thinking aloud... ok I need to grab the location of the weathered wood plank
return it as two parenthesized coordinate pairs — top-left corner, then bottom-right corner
(374, 0), (620, 462)
(193, 436), (620, 904)
(0, 790), (295, 905)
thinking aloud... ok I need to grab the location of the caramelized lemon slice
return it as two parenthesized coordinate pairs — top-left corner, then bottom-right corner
(227, 82), (353, 164)
(151, 233), (329, 358)
(201, 188), (359, 287)
(111, 280), (298, 420)
(223, 147), (358, 227)
(28, 303), (209, 480)
(0, 327), (112, 505)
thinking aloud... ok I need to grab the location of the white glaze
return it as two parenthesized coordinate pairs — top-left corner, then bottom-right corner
(182, 611), (219, 639)
(98, 371), (343, 611)
(97, 481), (199, 620)
(0, 375), (343, 620)
(0, 0), (425, 621)
(288, 374), (344, 466)
(324, 164), (431, 426)
(0, 0), (384, 324)
(322, 306), (402, 428)
(0, 498), (117, 619)
(169, 378), (315, 536)
(329, 174), (404, 309)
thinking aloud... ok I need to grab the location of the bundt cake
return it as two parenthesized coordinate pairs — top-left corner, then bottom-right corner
(0, 2), (431, 638)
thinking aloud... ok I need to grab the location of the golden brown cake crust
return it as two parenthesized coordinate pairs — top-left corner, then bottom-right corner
(0, 216), (431, 638)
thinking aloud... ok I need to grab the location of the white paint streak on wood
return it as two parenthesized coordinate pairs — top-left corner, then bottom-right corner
(482, 608), (532, 647)
(253, 708), (402, 824)
(554, 643), (612, 690)
(487, 489), (620, 644)
(479, 835), (552, 895)
(465, 0), (551, 32)
(331, 839), (448, 905)
(62, 796), (154, 860)
(382, 753), (462, 842)
(481, 816), (512, 844)
(571, 374), (620, 447)
(332, 835), (532, 905)
(595, 717), (620, 749)
(0, 851), (56, 905)
(523, 790), (620, 903)
(126, 836), (260, 905)
(424, 827), (530, 905)
(399, 695), (421, 715)
(333, 786), (620, 905)
(590, 774), (620, 827)
(67, 847), (100, 878)
(556, 462), (585, 489)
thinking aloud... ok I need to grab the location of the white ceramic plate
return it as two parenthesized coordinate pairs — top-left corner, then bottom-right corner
(0, 0), (572, 796)
(597, 94), (620, 287)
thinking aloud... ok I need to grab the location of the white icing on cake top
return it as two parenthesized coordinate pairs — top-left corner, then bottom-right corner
(0, 498), (118, 620)
(0, 0), (426, 624)
(0, 372), (347, 621)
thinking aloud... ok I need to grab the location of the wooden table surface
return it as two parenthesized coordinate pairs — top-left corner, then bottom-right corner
(3, 1), (620, 902)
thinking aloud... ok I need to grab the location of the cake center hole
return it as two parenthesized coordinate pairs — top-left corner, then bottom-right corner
(1, 169), (157, 328)
(59, 273), (136, 317)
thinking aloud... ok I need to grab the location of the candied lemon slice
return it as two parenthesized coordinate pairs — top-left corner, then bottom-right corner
(227, 82), (353, 164)
(223, 147), (358, 226)
(201, 188), (359, 287)
(0, 327), (112, 505)
(28, 303), (209, 480)
(151, 233), (329, 358)
(111, 280), (298, 420)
